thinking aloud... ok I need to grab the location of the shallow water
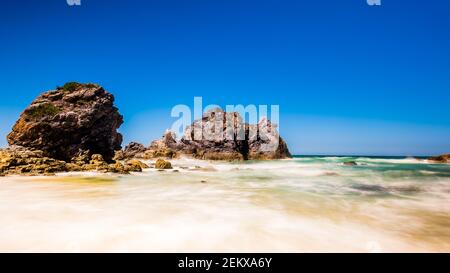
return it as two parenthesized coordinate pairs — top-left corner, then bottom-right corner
(0, 156), (449, 252)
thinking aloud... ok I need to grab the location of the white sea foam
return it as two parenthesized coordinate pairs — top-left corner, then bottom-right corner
(0, 156), (449, 252)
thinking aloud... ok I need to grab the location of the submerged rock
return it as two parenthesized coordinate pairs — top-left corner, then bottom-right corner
(343, 161), (358, 166)
(351, 184), (389, 193)
(7, 82), (123, 162)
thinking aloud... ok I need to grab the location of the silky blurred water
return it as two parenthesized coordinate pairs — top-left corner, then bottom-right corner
(0, 156), (449, 252)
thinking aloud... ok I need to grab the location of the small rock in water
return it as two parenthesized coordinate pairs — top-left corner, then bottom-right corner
(124, 159), (149, 172)
(155, 159), (172, 169)
(189, 165), (217, 172)
(343, 161), (358, 166)
(108, 161), (129, 174)
(352, 184), (388, 193)
(388, 185), (421, 194)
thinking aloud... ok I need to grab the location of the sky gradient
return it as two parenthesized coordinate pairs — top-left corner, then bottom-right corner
(1, 0), (450, 155)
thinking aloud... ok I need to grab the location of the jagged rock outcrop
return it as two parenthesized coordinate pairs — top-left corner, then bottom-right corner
(246, 117), (292, 160)
(141, 109), (291, 161)
(428, 154), (450, 164)
(7, 82), (123, 162)
(176, 110), (246, 160)
(123, 142), (147, 159)
(144, 130), (178, 159)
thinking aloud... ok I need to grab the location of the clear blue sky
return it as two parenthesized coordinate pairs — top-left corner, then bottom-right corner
(1, 0), (450, 156)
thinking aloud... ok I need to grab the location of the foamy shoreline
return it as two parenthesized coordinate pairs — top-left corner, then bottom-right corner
(1, 156), (449, 252)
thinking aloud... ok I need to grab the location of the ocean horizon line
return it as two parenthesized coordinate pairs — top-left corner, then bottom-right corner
(293, 154), (432, 159)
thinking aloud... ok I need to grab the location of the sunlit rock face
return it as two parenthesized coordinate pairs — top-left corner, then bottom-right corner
(7, 82), (123, 162)
(144, 109), (291, 161)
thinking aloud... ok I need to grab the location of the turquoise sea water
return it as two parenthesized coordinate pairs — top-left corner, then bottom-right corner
(0, 156), (449, 252)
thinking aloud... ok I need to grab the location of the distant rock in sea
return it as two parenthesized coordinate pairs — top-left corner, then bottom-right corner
(7, 82), (123, 162)
(343, 161), (358, 166)
(139, 108), (291, 161)
(428, 154), (450, 164)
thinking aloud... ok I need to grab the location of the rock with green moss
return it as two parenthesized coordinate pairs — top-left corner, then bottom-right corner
(7, 82), (123, 162)
(124, 159), (149, 172)
(108, 162), (129, 174)
(25, 103), (60, 119)
(0, 146), (67, 176)
(155, 159), (172, 169)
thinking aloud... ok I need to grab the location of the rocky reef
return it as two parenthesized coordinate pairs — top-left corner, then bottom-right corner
(128, 108), (291, 161)
(0, 145), (150, 176)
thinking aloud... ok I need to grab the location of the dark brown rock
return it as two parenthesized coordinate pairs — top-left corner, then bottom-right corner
(428, 154), (450, 163)
(343, 161), (358, 166)
(122, 142), (147, 159)
(7, 82), (123, 162)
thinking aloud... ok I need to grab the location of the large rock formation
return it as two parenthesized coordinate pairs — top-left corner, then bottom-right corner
(142, 109), (291, 161)
(7, 82), (123, 162)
